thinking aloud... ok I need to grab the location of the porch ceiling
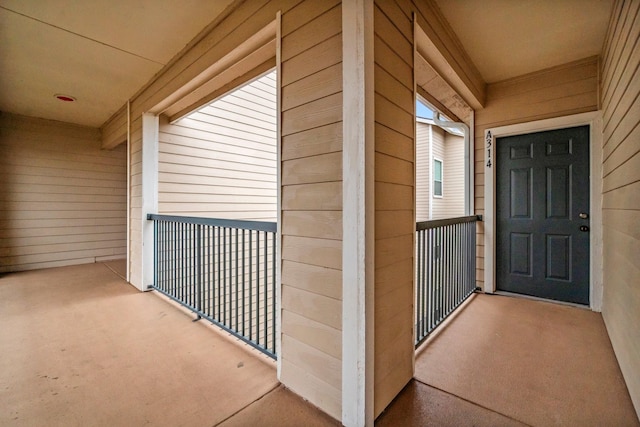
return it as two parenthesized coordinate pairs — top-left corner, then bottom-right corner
(0, 0), (235, 127)
(0, 0), (613, 128)
(434, 0), (613, 83)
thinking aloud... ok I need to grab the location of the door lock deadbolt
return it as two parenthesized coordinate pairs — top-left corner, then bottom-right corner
(579, 213), (589, 219)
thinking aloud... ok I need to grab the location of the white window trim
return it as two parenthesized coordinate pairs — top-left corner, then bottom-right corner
(483, 111), (603, 311)
(433, 157), (443, 198)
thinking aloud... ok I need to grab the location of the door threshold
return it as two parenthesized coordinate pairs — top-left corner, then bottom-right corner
(489, 291), (591, 310)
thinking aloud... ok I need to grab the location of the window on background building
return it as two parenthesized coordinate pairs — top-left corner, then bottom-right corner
(434, 158), (443, 197)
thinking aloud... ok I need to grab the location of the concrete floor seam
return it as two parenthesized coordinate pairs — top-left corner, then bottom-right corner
(412, 377), (534, 427)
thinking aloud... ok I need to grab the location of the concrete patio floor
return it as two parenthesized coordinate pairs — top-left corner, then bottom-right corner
(1, 262), (638, 426)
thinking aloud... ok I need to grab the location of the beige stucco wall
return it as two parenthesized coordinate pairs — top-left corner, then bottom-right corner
(600, 0), (640, 418)
(0, 113), (126, 272)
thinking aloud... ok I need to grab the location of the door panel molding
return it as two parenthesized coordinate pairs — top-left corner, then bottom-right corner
(484, 111), (603, 311)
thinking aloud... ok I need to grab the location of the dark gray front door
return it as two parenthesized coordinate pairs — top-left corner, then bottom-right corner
(496, 125), (590, 304)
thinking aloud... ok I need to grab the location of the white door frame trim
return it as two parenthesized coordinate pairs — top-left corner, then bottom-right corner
(483, 111), (603, 311)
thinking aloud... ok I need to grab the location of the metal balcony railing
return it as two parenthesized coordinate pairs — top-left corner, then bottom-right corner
(147, 214), (277, 358)
(415, 215), (480, 347)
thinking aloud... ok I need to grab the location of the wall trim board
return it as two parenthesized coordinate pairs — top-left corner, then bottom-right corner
(342, 0), (375, 425)
(483, 111), (603, 311)
(141, 113), (159, 292)
(151, 21), (277, 118)
(275, 10), (284, 382)
(414, 21), (485, 109)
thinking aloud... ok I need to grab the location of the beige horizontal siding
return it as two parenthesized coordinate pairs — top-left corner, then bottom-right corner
(600, 0), (640, 419)
(443, 133), (465, 217)
(374, 0), (415, 416)
(158, 71), (277, 221)
(125, 0), (298, 292)
(430, 126), (446, 219)
(0, 113), (126, 272)
(279, 2), (343, 420)
(415, 122), (429, 222)
(417, 124), (465, 221)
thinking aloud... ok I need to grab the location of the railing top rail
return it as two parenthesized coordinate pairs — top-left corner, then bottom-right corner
(147, 213), (277, 232)
(416, 215), (482, 231)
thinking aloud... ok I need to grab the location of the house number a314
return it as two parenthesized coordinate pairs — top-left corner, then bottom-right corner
(485, 130), (492, 168)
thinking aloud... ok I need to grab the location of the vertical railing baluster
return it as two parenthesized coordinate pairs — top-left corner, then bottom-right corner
(242, 229), (246, 337)
(263, 231), (268, 350)
(458, 223), (461, 301)
(416, 230), (420, 341)
(272, 231), (276, 354)
(414, 216), (480, 348)
(223, 227), (227, 326)
(249, 231), (253, 339)
(153, 218), (158, 289)
(217, 225), (221, 320)
(196, 224), (202, 315)
(256, 230), (260, 347)
(146, 215), (279, 359)
(429, 229), (434, 333)
(448, 224), (453, 313)
(235, 228), (239, 333)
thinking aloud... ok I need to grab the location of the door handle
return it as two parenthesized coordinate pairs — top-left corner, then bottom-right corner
(580, 225), (589, 232)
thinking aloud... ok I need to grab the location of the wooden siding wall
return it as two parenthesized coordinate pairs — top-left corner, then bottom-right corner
(158, 71), (277, 221)
(474, 57), (599, 288)
(118, 0), (343, 419)
(416, 122), (430, 221)
(430, 126), (446, 218)
(371, 0), (483, 415)
(111, 0), (493, 420)
(279, 1), (343, 419)
(0, 113), (126, 272)
(416, 122), (465, 221)
(373, 0), (415, 416)
(600, 0), (640, 418)
(443, 132), (465, 217)
(125, 0), (299, 295)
